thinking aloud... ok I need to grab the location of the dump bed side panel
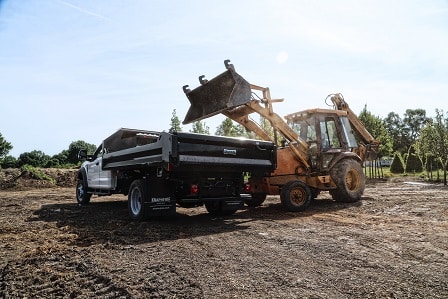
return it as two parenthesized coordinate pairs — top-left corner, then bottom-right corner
(171, 132), (276, 175)
(101, 132), (171, 170)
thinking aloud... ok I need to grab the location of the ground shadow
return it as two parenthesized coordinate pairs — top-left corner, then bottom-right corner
(31, 195), (368, 247)
(236, 195), (367, 221)
(31, 200), (253, 246)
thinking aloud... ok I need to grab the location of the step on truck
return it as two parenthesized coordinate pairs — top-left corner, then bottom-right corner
(76, 128), (276, 221)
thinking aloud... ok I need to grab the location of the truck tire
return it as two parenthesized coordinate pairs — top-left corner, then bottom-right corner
(280, 180), (312, 212)
(76, 179), (91, 204)
(244, 193), (267, 207)
(128, 180), (150, 221)
(330, 159), (365, 203)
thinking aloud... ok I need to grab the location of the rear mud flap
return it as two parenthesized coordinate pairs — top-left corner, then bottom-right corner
(145, 200), (176, 216)
(145, 180), (176, 216)
(183, 62), (252, 124)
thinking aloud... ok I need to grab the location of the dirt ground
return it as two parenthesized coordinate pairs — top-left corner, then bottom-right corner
(0, 172), (447, 298)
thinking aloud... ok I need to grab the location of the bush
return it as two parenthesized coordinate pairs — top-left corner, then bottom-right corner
(390, 152), (405, 174)
(406, 154), (423, 173)
(18, 150), (51, 168)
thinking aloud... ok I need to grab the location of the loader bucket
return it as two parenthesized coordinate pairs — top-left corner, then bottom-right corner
(183, 66), (252, 124)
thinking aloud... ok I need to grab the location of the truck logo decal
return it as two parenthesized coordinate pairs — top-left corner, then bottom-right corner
(223, 149), (237, 155)
(151, 197), (171, 203)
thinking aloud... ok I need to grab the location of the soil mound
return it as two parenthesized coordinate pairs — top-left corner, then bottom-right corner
(0, 168), (77, 190)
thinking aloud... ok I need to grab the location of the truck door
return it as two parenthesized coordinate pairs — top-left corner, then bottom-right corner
(86, 146), (102, 189)
(86, 146), (116, 190)
(98, 156), (116, 190)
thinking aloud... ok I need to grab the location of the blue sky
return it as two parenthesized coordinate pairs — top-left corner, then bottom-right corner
(1, 0), (447, 157)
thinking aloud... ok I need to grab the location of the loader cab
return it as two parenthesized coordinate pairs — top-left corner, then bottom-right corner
(286, 109), (358, 170)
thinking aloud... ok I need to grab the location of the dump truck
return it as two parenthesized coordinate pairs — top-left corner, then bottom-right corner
(182, 60), (379, 212)
(76, 128), (276, 220)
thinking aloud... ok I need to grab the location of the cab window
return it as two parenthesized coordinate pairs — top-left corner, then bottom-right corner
(320, 118), (341, 149)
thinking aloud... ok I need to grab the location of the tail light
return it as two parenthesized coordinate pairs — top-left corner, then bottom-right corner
(190, 184), (199, 195)
(244, 183), (251, 193)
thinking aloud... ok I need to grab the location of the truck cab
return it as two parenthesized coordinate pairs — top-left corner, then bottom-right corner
(79, 145), (116, 191)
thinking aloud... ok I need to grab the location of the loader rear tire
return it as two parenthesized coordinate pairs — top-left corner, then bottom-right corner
(244, 193), (267, 207)
(330, 159), (365, 203)
(280, 180), (312, 212)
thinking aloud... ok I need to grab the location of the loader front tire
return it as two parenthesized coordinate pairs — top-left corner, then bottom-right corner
(330, 159), (365, 203)
(280, 180), (312, 212)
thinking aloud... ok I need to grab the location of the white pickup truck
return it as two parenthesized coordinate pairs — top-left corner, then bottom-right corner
(76, 128), (276, 221)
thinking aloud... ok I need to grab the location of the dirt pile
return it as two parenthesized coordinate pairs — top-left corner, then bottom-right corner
(0, 168), (77, 190)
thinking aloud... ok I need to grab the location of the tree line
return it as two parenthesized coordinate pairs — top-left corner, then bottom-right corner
(2, 107), (448, 184)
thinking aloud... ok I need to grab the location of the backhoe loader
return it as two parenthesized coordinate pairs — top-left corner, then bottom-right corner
(182, 60), (379, 212)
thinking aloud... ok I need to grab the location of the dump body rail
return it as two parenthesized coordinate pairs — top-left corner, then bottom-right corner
(100, 130), (276, 174)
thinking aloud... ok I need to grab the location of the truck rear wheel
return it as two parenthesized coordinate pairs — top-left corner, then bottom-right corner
(330, 159), (365, 202)
(128, 180), (150, 221)
(76, 179), (91, 204)
(280, 180), (312, 212)
(244, 193), (267, 207)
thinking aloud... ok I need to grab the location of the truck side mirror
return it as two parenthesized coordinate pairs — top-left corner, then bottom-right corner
(77, 149), (88, 161)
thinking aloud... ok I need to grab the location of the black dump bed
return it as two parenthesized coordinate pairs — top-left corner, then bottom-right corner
(101, 128), (276, 175)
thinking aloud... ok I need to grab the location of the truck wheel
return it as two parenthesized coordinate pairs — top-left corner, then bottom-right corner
(244, 193), (267, 207)
(76, 180), (91, 204)
(280, 180), (312, 212)
(205, 202), (238, 216)
(330, 159), (365, 202)
(128, 180), (150, 221)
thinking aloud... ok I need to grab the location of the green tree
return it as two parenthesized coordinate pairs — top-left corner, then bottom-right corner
(190, 120), (210, 135)
(0, 132), (13, 162)
(215, 118), (246, 137)
(384, 112), (409, 154)
(416, 110), (448, 185)
(0, 155), (17, 168)
(358, 106), (393, 157)
(66, 140), (96, 164)
(169, 109), (182, 133)
(403, 109), (429, 142)
(18, 150), (51, 168)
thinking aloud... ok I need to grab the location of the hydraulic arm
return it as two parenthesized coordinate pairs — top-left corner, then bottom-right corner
(329, 93), (379, 161)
